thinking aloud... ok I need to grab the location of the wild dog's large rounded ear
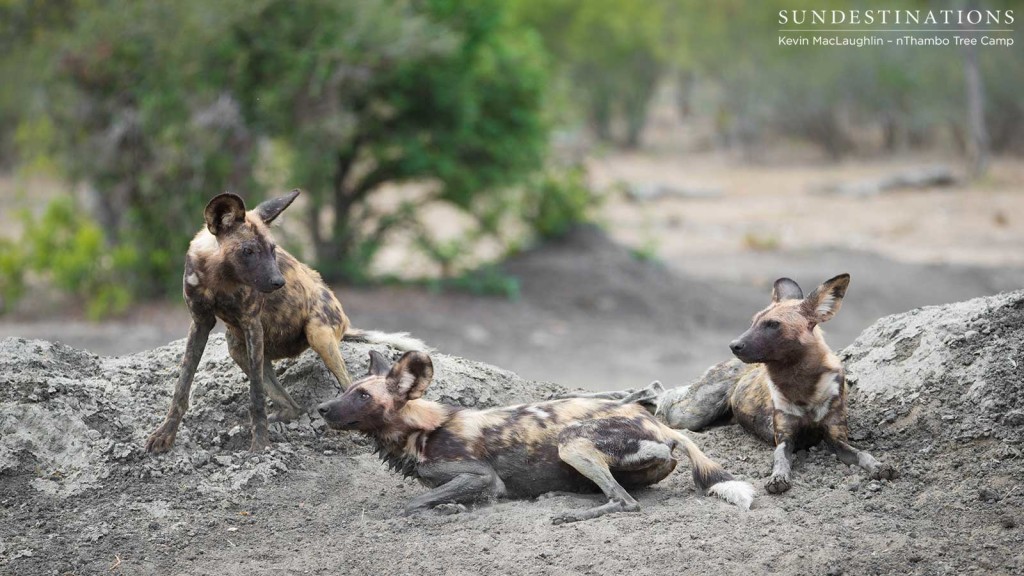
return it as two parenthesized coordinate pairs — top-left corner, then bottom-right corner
(205, 193), (246, 236)
(802, 274), (850, 323)
(254, 189), (300, 225)
(386, 351), (434, 401)
(771, 277), (804, 302)
(367, 350), (392, 377)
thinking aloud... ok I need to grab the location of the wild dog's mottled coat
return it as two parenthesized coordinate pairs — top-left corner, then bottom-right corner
(317, 351), (754, 523)
(578, 274), (895, 494)
(146, 190), (421, 454)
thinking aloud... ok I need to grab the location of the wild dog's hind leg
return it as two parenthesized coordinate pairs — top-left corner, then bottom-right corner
(227, 333), (301, 424)
(661, 362), (742, 431)
(306, 323), (352, 391)
(263, 356), (301, 423)
(551, 418), (677, 524)
(405, 460), (505, 516)
(553, 437), (641, 524)
(146, 315), (216, 453)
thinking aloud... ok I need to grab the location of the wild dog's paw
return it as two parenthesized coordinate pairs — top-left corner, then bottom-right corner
(145, 422), (178, 454)
(249, 433), (271, 452)
(434, 503), (468, 516)
(869, 463), (897, 481)
(765, 474), (792, 494)
(268, 407), (300, 424)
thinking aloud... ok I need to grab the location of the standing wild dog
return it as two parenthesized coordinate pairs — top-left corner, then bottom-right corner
(317, 350), (755, 523)
(146, 190), (423, 453)
(578, 274), (894, 493)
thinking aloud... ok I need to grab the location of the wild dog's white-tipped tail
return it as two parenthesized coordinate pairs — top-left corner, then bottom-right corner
(707, 480), (755, 511)
(664, 425), (755, 510)
(343, 328), (431, 352)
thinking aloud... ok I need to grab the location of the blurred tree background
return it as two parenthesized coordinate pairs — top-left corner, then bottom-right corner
(0, 0), (1020, 316)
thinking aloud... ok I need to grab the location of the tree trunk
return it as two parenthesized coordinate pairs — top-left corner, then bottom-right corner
(962, 1), (990, 179)
(589, 91), (614, 144)
(309, 144), (366, 282)
(676, 70), (695, 119)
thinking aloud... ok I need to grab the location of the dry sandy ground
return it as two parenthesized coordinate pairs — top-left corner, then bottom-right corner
(592, 153), (1024, 268)
(2, 290), (1023, 576)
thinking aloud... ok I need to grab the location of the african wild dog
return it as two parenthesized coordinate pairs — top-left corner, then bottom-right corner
(316, 350), (755, 523)
(578, 274), (895, 493)
(146, 190), (423, 454)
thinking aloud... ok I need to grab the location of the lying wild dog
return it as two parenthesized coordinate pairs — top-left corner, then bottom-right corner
(316, 350), (755, 523)
(576, 274), (895, 493)
(146, 190), (423, 453)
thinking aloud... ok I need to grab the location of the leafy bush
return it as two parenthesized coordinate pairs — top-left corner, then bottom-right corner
(0, 238), (27, 314)
(228, 0), (548, 281)
(2, 198), (134, 319)
(523, 166), (600, 240)
(428, 265), (521, 300)
(27, 0), (547, 298)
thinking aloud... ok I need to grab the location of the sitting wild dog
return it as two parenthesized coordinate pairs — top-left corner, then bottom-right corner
(577, 274), (894, 494)
(146, 190), (423, 454)
(316, 350), (755, 523)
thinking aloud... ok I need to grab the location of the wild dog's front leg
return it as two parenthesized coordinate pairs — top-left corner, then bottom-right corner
(559, 382), (664, 410)
(826, 428), (896, 481)
(829, 440), (895, 480)
(146, 316), (215, 453)
(405, 460), (504, 516)
(765, 411), (799, 494)
(561, 389), (636, 401)
(765, 440), (795, 494)
(242, 320), (271, 451)
(824, 415), (895, 480)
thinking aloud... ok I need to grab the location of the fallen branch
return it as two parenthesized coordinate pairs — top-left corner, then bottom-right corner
(815, 165), (959, 197)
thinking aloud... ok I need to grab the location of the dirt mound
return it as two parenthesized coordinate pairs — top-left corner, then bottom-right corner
(0, 335), (563, 496)
(844, 289), (1024, 445)
(501, 224), (755, 329)
(2, 292), (1024, 575)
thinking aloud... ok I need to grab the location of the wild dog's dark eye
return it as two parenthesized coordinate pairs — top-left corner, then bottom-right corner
(244, 246), (254, 256)
(763, 320), (781, 330)
(359, 391), (371, 400)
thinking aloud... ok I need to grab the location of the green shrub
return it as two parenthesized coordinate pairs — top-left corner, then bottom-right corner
(523, 166), (599, 240)
(0, 237), (28, 314)
(3, 198), (135, 319)
(428, 265), (521, 300)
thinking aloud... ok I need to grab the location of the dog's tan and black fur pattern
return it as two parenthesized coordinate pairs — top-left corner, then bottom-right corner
(579, 274), (894, 493)
(317, 351), (755, 523)
(147, 190), (361, 453)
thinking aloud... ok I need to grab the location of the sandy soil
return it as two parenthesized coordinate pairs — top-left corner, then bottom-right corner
(2, 290), (1023, 576)
(590, 152), (1024, 269)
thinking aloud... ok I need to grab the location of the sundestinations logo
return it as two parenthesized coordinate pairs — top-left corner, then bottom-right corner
(777, 8), (1015, 48)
